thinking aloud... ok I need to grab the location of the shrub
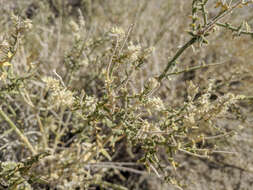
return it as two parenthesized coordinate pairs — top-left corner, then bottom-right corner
(0, 0), (253, 189)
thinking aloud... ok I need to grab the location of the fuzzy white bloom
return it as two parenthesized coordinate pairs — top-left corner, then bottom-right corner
(42, 76), (61, 91)
(184, 112), (196, 125)
(146, 97), (165, 111)
(51, 89), (74, 108)
(207, 79), (216, 92)
(10, 13), (19, 25)
(24, 19), (33, 30)
(221, 93), (237, 113)
(187, 81), (199, 101)
(43, 76), (74, 108)
(200, 93), (211, 107)
(127, 42), (141, 62)
(11, 14), (32, 31)
(85, 96), (97, 113)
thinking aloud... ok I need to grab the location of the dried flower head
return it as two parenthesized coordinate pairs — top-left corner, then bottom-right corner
(187, 81), (199, 101)
(11, 14), (32, 32)
(51, 89), (75, 108)
(23, 19), (33, 30)
(84, 96), (98, 113)
(42, 76), (61, 91)
(127, 42), (141, 62)
(42, 76), (74, 108)
(145, 97), (165, 111)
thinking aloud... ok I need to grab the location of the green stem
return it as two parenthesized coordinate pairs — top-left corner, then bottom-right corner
(200, 0), (209, 26)
(158, 0), (243, 82)
(166, 62), (226, 77)
(158, 36), (198, 82)
(216, 22), (253, 35)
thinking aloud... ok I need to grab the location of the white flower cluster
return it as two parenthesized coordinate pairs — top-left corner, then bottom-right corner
(85, 96), (97, 113)
(127, 42), (141, 62)
(145, 97), (165, 111)
(187, 81), (199, 101)
(136, 120), (164, 140)
(42, 77), (74, 108)
(11, 13), (32, 31)
(42, 77), (61, 91)
(51, 89), (74, 108)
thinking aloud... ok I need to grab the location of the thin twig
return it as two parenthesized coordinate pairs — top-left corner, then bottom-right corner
(86, 163), (147, 175)
(158, 37), (198, 81)
(166, 61), (227, 77)
(0, 107), (36, 155)
(36, 114), (48, 149)
(179, 148), (209, 158)
(216, 22), (253, 35)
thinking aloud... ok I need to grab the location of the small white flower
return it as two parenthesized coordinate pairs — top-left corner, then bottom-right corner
(127, 42), (141, 62)
(51, 89), (74, 108)
(85, 96), (97, 112)
(42, 77), (61, 91)
(146, 97), (165, 111)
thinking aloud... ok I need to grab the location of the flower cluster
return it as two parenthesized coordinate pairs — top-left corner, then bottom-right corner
(127, 42), (141, 62)
(42, 76), (74, 108)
